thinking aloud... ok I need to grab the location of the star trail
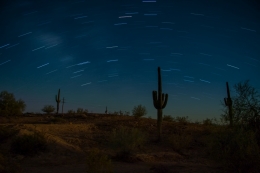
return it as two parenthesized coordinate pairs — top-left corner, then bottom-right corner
(0, 0), (259, 121)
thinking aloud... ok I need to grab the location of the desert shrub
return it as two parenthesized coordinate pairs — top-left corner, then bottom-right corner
(124, 111), (130, 116)
(110, 126), (146, 160)
(174, 116), (190, 125)
(48, 117), (67, 124)
(77, 108), (84, 114)
(132, 104), (147, 118)
(0, 126), (17, 142)
(202, 118), (213, 126)
(207, 127), (260, 172)
(0, 91), (26, 116)
(0, 152), (21, 173)
(86, 148), (113, 173)
(42, 105), (55, 114)
(163, 115), (174, 122)
(67, 109), (75, 114)
(11, 132), (47, 156)
(167, 133), (193, 152)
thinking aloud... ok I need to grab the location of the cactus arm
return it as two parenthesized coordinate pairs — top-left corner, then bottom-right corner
(226, 82), (231, 98)
(153, 91), (159, 109)
(162, 94), (168, 108)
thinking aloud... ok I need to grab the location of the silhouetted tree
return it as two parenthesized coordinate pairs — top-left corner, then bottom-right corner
(0, 91), (26, 116)
(221, 80), (260, 130)
(42, 105), (55, 114)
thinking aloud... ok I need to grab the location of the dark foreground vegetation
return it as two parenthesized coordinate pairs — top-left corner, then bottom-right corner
(0, 111), (259, 173)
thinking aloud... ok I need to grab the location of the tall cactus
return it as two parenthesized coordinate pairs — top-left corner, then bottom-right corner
(55, 89), (61, 114)
(224, 82), (233, 127)
(62, 97), (65, 116)
(153, 67), (168, 141)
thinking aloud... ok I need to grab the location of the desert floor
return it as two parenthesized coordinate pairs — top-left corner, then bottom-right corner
(0, 114), (226, 173)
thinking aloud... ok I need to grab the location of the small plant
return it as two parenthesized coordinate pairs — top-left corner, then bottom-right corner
(167, 133), (193, 152)
(163, 115), (174, 122)
(110, 126), (146, 161)
(86, 148), (113, 173)
(174, 116), (190, 125)
(42, 105), (55, 114)
(202, 118), (213, 126)
(77, 108), (84, 113)
(11, 132), (47, 156)
(132, 104), (147, 118)
(67, 109), (75, 114)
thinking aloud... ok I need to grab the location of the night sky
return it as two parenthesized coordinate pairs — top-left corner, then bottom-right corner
(1, 0), (260, 121)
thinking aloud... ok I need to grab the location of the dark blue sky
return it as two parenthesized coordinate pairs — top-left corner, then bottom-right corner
(1, 0), (259, 121)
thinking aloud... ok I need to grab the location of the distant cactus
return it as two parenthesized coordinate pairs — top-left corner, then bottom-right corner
(62, 97), (65, 116)
(153, 67), (168, 141)
(105, 106), (107, 114)
(224, 82), (233, 127)
(55, 89), (61, 114)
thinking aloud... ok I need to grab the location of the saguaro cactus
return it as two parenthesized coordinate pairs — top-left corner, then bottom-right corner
(55, 89), (61, 114)
(224, 82), (233, 127)
(62, 97), (65, 116)
(153, 67), (168, 141)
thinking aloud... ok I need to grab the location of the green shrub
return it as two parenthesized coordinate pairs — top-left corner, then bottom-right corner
(11, 132), (47, 156)
(86, 148), (113, 173)
(110, 126), (146, 160)
(163, 115), (174, 122)
(132, 104), (147, 118)
(42, 105), (55, 114)
(207, 127), (260, 172)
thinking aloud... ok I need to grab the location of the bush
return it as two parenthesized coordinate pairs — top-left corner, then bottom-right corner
(0, 126), (17, 142)
(0, 152), (21, 173)
(132, 104), (147, 118)
(202, 118), (213, 126)
(174, 116), (190, 125)
(163, 115), (174, 122)
(110, 126), (146, 160)
(86, 148), (113, 173)
(0, 91), (26, 116)
(67, 109), (75, 114)
(11, 132), (47, 156)
(42, 105), (55, 114)
(167, 133), (193, 152)
(207, 127), (260, 172)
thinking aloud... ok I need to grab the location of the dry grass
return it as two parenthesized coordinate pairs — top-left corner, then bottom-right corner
(0, 114), (259, 173)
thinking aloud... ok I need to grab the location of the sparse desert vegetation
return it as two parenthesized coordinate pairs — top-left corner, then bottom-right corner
(1, 76), (260, 172)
